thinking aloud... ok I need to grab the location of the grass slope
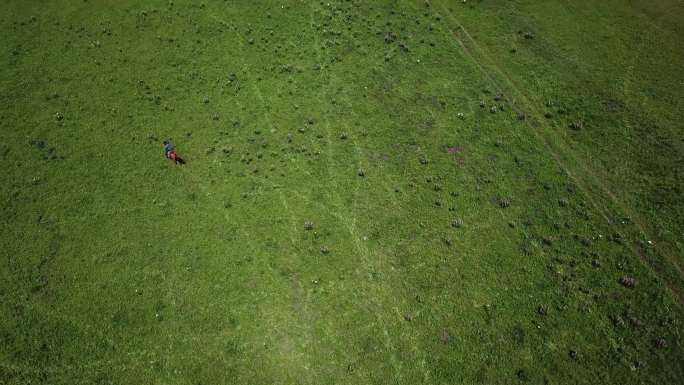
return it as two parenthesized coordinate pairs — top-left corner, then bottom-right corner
(0, 1), (682, 384)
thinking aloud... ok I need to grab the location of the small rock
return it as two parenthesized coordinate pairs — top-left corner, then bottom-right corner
(54, 112), (64, 121)
(304, 221), (314, 230)
(451, 218), (464, 228)
(357, 168), (365, 177)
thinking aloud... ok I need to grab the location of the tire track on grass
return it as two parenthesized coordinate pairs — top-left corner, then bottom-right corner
(277, 189), (319, 385)
(430, 0), (683, 302)
(207, 11), (319, 380)
(307, 3), (407, 381)
(428, 1), (613, 223)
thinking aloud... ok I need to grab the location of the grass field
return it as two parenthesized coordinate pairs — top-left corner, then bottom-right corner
(1, 1), (683, 384)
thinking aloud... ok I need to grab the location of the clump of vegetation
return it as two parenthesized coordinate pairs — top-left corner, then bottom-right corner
(497, 196), (512, 208)
(619, 276), (638, 288)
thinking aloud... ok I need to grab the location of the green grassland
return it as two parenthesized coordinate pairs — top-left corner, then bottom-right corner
(1, 1), (682, 384)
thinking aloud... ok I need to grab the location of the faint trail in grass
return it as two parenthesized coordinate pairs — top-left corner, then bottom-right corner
(208, 13), (312, 179)
(277, 190), (299, 247)
(307, 4), (338, 196)
(346, 73), (408, 213)
(182, 167), (264, 259)
(618, 29), (642, 139)
(347, 136), (363, 227)
(277, 189), (318, 384)
(208, 11), (321, 381)
(431, 0), (683, 302)
(306, 2), (408, 380)
(237, 171), (348, 226)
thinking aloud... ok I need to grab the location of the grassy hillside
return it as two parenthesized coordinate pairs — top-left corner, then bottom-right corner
(451, 0), (684, 301)
(1, 1), (682, 384)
